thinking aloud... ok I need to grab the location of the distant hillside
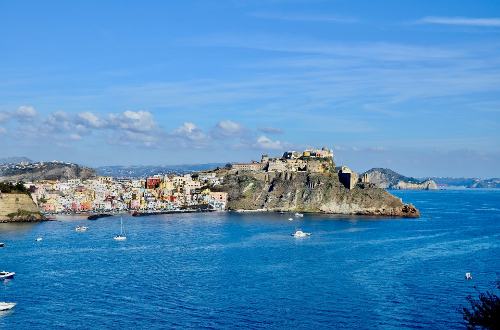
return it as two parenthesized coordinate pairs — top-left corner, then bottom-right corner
(0, 156), (32, 165)
(363, 168), (437, 190)
(96, 163), (226, 178)
(0, 162), (96, 182)
(429, 177), (500, 188)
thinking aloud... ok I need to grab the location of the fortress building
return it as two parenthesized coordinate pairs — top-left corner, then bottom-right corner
(230, 147), (335, 174)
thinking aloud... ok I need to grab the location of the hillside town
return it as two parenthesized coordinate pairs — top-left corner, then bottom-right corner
(10, 147), (372, 215)
(28, 172), (228, 214)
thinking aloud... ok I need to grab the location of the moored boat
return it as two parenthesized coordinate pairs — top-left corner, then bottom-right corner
(75, 226), (88, 232)
(113, 217), (127, 241)
(0, 302), (16, 311)
(0, 271), (15, 280)
(294, 213), (304, 218)
(292, 230), (311, 238)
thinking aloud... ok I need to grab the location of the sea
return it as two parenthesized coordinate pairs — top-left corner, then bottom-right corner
(0, 190), (499, 329)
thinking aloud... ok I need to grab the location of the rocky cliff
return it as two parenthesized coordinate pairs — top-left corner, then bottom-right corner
(0, 193), (44, 222)
(214, 170), (419, 217)
(363, 168), (437, 190)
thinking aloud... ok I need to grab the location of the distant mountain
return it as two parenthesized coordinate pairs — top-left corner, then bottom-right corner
(0, 161), (96, 182)
(429, 177), (500, 189)
(96, 163), (226, 178)
(0, 156), (32, 165)
(363, 168), (438, 190)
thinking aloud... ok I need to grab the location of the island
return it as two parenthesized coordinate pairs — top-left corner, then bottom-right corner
(1, 148), (419, 221)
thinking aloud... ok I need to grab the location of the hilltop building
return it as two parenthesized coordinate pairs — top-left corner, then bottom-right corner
(230, 147), (335, 174)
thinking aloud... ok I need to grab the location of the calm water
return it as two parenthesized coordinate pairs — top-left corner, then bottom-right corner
(0, 190), (499, 329)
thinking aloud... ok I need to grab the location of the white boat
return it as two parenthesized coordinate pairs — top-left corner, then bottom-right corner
(0, 271), (15, 280)
(288, 217), (294, 221)
(0, 302), (16, 311)
(294, 213), (304, 218)
(292, 230), (311, 238)
(0, 242), (4, 247)
(35, 237), (43, 242)
(113, 217), (127, 241)
(75, 226), (88, 232)
(465, 272), (472, 280)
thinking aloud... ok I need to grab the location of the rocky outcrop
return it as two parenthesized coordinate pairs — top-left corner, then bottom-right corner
(0, 193), (45, 222)
(214, 170), (419, 218)
(363, 168), (437, 190)
(392, 179), (438, 190)
(0, 162), (96, 182)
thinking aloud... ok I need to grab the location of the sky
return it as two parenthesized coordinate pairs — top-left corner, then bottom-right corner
(1, 0), (499, 177)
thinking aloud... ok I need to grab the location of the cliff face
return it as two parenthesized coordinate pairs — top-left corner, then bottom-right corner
(215, 171), (419, 217)
(0, 193), (44, 222)
(392, 179), (438, 190)
(364, 168), (437, 190)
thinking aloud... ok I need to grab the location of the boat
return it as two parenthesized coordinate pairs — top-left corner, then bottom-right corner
(113, 217), (127, 241)
(75, 226), (88, 232)
(35, 237), (43, 242)
(288, 217), (294, 221)
(294, 213), (304, 217)
(0, 302), (16, 311)
(292, 229), (311, 238)
(465, 272), (472, 280)
(0, 242), (4, 247)
(0, 271), (15, 280)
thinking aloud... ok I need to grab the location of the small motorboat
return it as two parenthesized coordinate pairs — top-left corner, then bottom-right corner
(35, 237), (43, 242)
(0, 271), (15, 280)
(292, 230), (311, 238)
(75, 226), (88, 232)
(294, 213), (304, 218)
(288, 217), (294, 221)
(0, 242), (4, 248)
(465, 272), (472, 280)
(0, 302), (16, 311)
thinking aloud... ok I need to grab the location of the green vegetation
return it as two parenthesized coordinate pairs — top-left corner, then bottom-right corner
(6, 208), (42, 220)
(0, 181), (30, 194)
(462, 283), (500, 329)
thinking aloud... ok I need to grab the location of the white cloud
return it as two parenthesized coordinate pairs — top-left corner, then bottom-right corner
(172, 122), (207, 143)
(69, 133), (82, 141)
(77, 112), (105, 128)
(15, 105), (37, 119)
(258, 127), (283, 135)
(0, 112), (10, 123)
(0, 127), (6, 134)
(212, 120), (244, 138)
(254, 135), (285, 150)
(108, 110), (157, 133)
(418, 16), (500, 27)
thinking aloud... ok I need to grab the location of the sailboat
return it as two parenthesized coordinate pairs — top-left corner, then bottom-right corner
(113, 217), (127, 241)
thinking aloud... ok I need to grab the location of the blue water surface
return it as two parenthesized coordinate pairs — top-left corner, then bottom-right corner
(0, 190), (499, 329)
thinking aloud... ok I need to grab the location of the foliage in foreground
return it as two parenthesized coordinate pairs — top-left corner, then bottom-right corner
(462, 282), (500, 329)
(0, 181), (30, 194)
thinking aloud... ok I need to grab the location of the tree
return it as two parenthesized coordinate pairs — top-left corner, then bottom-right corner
(462, 282), (500, 329)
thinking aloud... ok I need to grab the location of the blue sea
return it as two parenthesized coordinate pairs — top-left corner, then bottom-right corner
(1, 190), (499, 329)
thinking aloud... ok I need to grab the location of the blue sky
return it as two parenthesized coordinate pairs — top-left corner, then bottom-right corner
(1, 0), (499, 177)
